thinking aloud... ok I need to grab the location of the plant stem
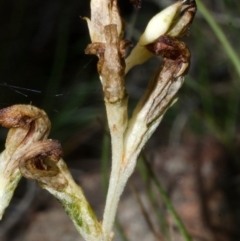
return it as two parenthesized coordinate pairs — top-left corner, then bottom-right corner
(44, 159), (104, 241)
(101, 127), (110, 192)
(102, 99), (128, 239)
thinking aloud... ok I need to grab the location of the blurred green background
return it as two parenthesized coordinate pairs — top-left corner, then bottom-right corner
(0, 0), (240, 240)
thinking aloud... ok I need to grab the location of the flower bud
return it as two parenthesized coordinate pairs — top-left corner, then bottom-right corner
(125, 1), (183, 73)
(139, 1), (182, 45)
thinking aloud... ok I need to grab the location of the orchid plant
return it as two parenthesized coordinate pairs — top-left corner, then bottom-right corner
(0, 1), (196, 241)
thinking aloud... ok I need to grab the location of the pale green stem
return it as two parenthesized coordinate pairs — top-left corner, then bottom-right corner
(0, 169), (21, 219)
(0, 150), (23, 219)
(43, 159), (104, 241)
(102, 99), (128, 240)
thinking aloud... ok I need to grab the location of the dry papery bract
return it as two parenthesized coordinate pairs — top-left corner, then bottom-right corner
(85, 24), (128, 103)
(84, 0), (123, 43)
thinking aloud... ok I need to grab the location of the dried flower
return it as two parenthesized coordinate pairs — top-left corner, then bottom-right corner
(0, 105), (103, 241)
(0, 105), (50, 219)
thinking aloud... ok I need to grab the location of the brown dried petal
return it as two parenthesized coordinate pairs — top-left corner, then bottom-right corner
(146, 35), (190, 77)
(85, 42), (106, 57)
(0, 105), (50, 155)
(18, 140), (67, 190)
(0, 104), (48, 129)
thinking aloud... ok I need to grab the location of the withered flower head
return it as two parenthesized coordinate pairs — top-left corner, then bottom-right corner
(0, 104), (51, 219)
(18, 139), (66, 190)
